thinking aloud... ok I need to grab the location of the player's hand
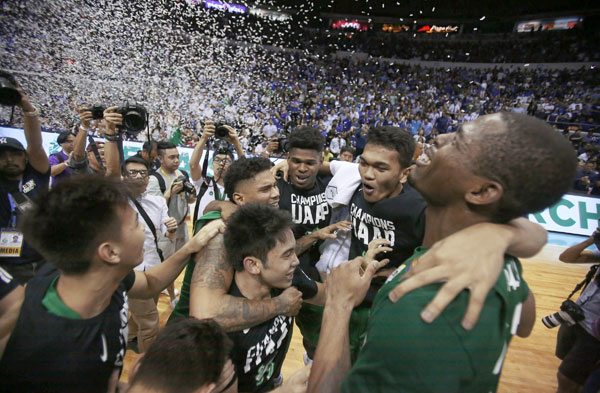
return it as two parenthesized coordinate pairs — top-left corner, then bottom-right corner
(388, 223), (507, 330)
(275, 287), (303, 317)
(278, 365), (310, 393)
(312, 221), (351, 241)
(271, 159), (289, 181)
(326, 257), (389, 308)
(188, 219), (225, 252)
(364, 238), (393, 262)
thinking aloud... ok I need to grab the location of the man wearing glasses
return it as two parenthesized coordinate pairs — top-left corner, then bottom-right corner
(123, 155), (177, 352)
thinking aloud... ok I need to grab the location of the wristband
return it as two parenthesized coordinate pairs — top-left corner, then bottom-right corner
(104, 133), (121, 142)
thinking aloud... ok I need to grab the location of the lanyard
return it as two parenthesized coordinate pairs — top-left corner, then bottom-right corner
(6, 179), (22, 228)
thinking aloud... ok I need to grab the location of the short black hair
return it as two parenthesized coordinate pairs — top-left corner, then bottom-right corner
(223, 157), (272, 202)
(130, 318), (232, 393)
(122, 155), (150, 175)
(287, 126), (325, 153)
(57, 131), (75, 144)
(471, 112), (577, 222)
(340, 146), (355, 155)
(20, 176), (129, 274)
(224, 204), (293, 271)
(157, 141), (177, 156)
(366, 126), (415, 168)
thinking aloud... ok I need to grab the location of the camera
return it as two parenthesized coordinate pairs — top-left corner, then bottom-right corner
(175, 175), (196, 195)
(213, 139), (233, 156)
(214, 123), (229, 139)
(272, 135), (289, 154)
(90, 104), (106, 120)
(541, 299), (585, 329)
(0, 71), (22, 106)
(118, 102), (148, 134)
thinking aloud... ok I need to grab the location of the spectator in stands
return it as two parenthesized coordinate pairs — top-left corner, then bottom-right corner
(338, 146), (355, 162)
(573, 161), (598, 193)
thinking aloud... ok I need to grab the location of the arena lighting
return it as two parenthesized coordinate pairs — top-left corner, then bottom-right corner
(249, 8), (291, 21)
(382, 24), (411, 33)
(417, 24), (460, 33)
(515, 16), (582, 32)
(203, 0), (247, 14)
(331, 19), (369, 31)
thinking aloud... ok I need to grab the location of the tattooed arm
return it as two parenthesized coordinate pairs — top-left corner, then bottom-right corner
(189, 233), (302, 332)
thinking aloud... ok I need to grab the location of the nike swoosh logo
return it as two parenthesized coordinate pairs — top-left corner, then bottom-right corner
(100, 334), (108, 362)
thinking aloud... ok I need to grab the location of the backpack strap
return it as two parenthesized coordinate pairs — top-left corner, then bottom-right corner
(151, 172), (167, 195)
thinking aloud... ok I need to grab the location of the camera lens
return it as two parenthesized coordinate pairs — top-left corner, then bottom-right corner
(214, 124), (229, 138)
(0, 76), (22, 106)
(124, 111), (145, 131)
(541, 312), (565, 329)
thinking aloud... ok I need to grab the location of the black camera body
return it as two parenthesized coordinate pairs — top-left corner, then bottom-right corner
(213, 123), (229, 139)
(0, 71), (22, 106)
(176, 175), (196, 195)
(118, 102), (148, 133)
(541, 299), (586, 329)
(90, 104), (106, 120)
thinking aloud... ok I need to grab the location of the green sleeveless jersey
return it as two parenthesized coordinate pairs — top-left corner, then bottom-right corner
(343, 246), (530, 393)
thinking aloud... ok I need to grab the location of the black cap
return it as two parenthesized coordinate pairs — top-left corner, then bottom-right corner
(0, 137), (25, 152)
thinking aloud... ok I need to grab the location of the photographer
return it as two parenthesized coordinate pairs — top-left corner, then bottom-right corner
(48, 130), (75, 183)
(189, 120), (243, 218)
(148, 141), (197, 304)
(556, 230), (600, 393)
(0, 79), (49, 283)
(65, 106), (121, 178)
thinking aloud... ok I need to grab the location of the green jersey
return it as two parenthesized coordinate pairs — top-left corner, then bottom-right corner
(168, 211), (222, 323)
(342, 247), (530, 393)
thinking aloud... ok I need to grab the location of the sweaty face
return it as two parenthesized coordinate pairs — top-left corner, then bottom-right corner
(124, 162), (150, 194)
(159, 148), (180, 172)
(409, 119), (483, 205)
(359, 144), (407, 203)
(259, 229), (299, 289)
(287, 148), (321, 190)
(339, 151), (354, 162)
(0, 149), (27, 179)
(212, 154), (233, 180)
(234, 170), (280, 208)
(118, 205), (146, 267)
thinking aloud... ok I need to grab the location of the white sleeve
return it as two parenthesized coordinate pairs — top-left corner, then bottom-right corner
(159, 198), (170, 235)
(329, 160), (357, 176)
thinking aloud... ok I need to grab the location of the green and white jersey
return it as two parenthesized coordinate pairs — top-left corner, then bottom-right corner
(342, 247), (530, 393)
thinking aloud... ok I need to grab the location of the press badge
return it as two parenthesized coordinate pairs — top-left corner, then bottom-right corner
(0, 229), (23, 257)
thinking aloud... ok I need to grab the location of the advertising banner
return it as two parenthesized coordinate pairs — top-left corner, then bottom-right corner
(528, 193), (600, 236)
(331, 20), (369, 31)
(515, 16), (582, 32)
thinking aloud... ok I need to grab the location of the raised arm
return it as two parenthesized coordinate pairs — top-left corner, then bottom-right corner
(17, 84), (47, 173)
(559, 231), (600, 264)
(388, 218), (547, 330)
(189, 233), (302, 332)
(101, 107), (122, 178)
(190, 121), (213, 182)
(129, 219), (225, 299)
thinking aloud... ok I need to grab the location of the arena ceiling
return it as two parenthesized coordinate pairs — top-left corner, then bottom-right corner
(267, 0), (598, 20)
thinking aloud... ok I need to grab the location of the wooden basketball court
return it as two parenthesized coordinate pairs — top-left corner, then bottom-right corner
(122, 243), (591, 392)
